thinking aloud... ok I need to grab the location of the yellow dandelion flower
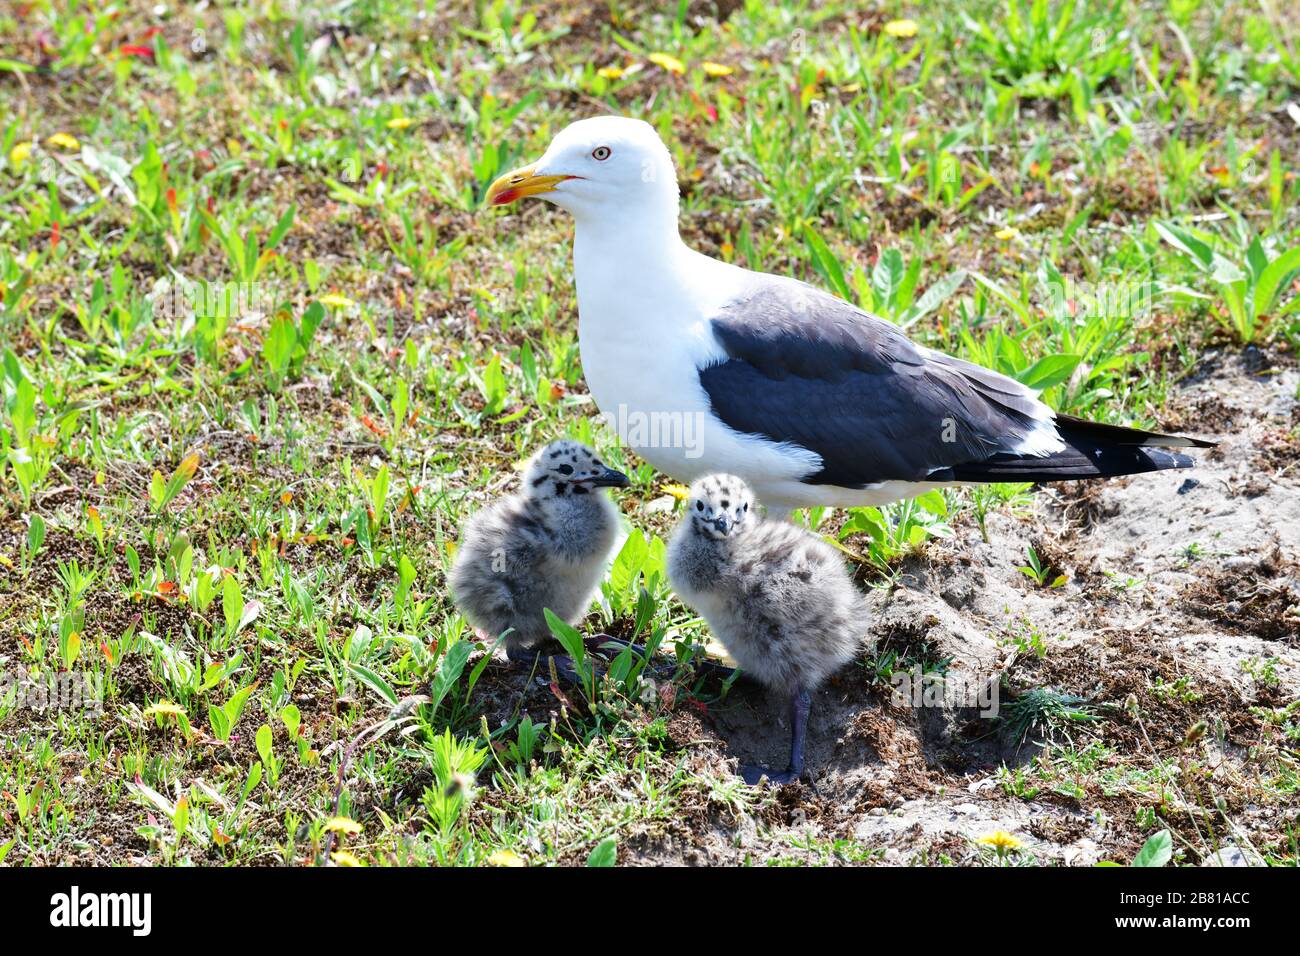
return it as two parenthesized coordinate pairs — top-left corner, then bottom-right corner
(330, 850), (362, 867)
(319, 294), (354, 308)
(324, 816), (363, 836)
(386, 117), (415, 130)
(144, 701), (186, 719)
(9, 141), (33, 168)
(994, 226), (1019, 241)
(977, 831), (1024, 851)
(884, 19), (919, 38)
(662, 483), (691, 501)
(487, 850), (526, 867)
(47, 132), (80, 151)
(280, 491), (293, 505)
(649, 52), (686, 75)
(597, 65), (625, 79)
(700, 61), (734, 77)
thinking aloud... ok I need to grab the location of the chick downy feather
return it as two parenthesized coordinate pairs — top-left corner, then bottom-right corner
(668, 475), (866, 695)
(449, 441), (623, 653)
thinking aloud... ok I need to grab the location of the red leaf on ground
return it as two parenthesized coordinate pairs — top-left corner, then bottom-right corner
(548, 683), (574, 708)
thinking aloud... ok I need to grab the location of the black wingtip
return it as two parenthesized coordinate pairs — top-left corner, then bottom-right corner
(1137, 431), (1216, 450)
(947, 423), (1207, 482)
(1151, 448), (1197, 469)
(1053, 413), (1216, 449)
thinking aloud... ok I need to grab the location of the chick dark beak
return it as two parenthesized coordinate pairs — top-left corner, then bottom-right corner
(588, 466), (630, 489)
(713, 515), (731, 534)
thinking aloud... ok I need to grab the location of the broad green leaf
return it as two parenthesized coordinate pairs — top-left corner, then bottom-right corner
(803, 225), (852, 301)
(1154, 221), (1213, 268)
(348, 662), (399, 706)
(267, 203), (297, 248)
(281, 704), (302, 739)
(223, 576), (244, 637)
(1131, 829), (1172, 867)
(914, 490), (948, 517)
(544, 608), (585, 663)
(242, 761), (263, 804)
(608, 529), (648, 596)
(872, 247), (906, 307)
(256, 724), (273, 764)
(208, 704), (231, 741)
(1253, 246), (1300, 319)
(968, 270), (1032, 323)
(1016, 353), (1081, 392)
(27, 514), (45, 553)
(904, 270), (967, 327)
(586, 837), (617, 867)
(430, 637), (474, 711)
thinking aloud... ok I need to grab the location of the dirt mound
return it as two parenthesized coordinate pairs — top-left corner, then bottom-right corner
(674, 350), (1300, 864)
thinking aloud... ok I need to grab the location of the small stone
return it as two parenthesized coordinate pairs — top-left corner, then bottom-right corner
(1201, 844), (1264, 867)
(642, 495), (676, 515)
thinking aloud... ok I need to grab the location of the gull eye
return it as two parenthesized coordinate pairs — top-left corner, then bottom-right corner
(592, 146), (612, 161)
(743, 502), (748, 512)
(695, 500), (704, 512)
(557, 464), (573, 475)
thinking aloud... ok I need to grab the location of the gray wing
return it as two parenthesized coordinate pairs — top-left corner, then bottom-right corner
(698, 275), (1049, 487)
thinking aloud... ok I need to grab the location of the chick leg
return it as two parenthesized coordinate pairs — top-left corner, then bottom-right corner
(590, 635), (736, 681)
(505, 642), (581, 685)
(739, 687), (811, 786)
(787, 687), (812, 777)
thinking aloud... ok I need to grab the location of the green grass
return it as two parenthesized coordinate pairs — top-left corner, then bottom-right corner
(1, 0), (1298, 866)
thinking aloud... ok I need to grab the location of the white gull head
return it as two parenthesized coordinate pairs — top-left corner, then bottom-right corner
(487, 116), (679, 230)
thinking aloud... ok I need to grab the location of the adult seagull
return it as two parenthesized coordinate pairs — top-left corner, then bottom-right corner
(486, 116), (1211, 514)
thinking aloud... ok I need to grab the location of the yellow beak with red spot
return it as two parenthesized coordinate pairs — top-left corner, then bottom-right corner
(485, 165), (575, 206)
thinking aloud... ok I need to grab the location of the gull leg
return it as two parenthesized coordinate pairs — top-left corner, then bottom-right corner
(740, 687), (810, 786)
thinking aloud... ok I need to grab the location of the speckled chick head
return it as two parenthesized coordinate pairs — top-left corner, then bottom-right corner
(687, 474), (755, 539)
(522, 439), (629, 500)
